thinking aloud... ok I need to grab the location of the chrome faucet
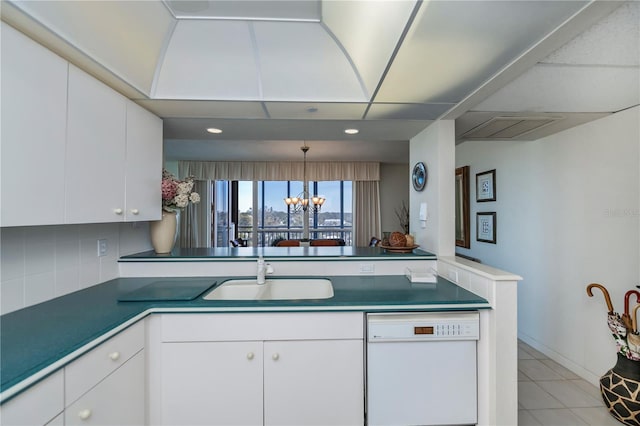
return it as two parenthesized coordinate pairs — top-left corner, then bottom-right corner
(257, 256), (274, 284)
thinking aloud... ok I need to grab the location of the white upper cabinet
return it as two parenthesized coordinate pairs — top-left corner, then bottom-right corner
(65, 64), (127, 224)
(1, 24), (162, 227)
(0, 23), (68, 227)
(125, 102), (162, 221)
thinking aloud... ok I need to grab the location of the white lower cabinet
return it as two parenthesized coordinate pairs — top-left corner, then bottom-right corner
(262, 339), (364, 426)
(154, 313), (364, 426)
(64, 321), (145, 426)
(162, 341), (264, 426)
(65, 351), (145, 426)
(0, 370), (64, 426)
(1, 322), (145, 426)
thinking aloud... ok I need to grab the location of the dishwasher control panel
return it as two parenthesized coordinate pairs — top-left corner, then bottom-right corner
(367, 311), (479, 342)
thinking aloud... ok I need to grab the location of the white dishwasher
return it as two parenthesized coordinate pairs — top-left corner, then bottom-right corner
(366, 311), (479, 426)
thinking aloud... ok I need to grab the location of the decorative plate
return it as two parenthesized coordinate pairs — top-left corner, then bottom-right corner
(380, 245), (419, 253)
(412, 162), (427, 191)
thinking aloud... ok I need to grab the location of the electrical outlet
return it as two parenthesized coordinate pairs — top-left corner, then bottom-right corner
(359, 263), (375, 274)
(97, 239), (108, 257)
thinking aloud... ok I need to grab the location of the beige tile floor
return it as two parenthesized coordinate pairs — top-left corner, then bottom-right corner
(518, 340), (622, 426)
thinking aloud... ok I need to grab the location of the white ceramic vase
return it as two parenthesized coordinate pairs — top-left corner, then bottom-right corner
(150, 211), (177, 254)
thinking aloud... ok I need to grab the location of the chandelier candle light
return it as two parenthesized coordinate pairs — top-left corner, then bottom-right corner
(284, 145), (326, 214)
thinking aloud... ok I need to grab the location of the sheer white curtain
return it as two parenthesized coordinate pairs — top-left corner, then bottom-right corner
(178, 180), (211, 248)
(354, 181), (382, 247)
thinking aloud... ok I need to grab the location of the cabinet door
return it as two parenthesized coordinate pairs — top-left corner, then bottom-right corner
(0, 370), (64, 426)
(264, 340), (364, 426)
(65, 64), (126, 224)
(124, 102), (162, 221)
(161, 342), (263, 426)
(0, 23), (68, 227)
(65, 350), (145, 426)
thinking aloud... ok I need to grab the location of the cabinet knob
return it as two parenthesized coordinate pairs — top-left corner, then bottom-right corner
(78, 409), (92, 420)
(131, 209), (139, 215)
(272, 353), (280, 361)
(108, 351), (120, 361)
(114, 208), (123, 215)
(246, 352), (254, 360)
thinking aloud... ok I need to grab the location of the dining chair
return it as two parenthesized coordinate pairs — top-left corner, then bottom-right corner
(310, 239), (339, 246)
(276, 240), (300, 247)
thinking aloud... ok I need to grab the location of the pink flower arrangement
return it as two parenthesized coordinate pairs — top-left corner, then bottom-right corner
(161, 169), (200, 212)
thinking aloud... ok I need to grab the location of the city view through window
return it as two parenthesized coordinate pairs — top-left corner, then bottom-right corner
(234, 181), (353, 246)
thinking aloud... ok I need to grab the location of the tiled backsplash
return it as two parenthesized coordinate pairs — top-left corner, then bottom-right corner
(0, 222), (151, 315)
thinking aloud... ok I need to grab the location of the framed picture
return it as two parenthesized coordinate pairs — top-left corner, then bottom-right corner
(476, 169), (496, 202)
(477, 212), (496, 244)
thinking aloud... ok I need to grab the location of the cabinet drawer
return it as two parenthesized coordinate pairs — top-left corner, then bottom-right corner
(161, 312), (364, 342)
(65, 351), (145, 426)
(65, 321), (144, 405)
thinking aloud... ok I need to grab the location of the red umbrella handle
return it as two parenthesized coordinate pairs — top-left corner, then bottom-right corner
(624, 290), (640, 316)
(587, 283), (614, 313)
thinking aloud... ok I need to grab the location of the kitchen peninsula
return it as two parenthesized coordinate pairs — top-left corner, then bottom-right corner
(1, 249), (520, 426)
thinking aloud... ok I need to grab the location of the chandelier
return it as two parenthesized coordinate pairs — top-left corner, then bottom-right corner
(284, 145), (326, 213)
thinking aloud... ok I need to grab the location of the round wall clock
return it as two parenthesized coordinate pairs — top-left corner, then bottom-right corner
(412, 162), (427, 191)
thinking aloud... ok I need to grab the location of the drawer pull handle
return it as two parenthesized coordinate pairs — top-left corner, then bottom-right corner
(109, 351), (121, 361)
(272, 353), (280, 361)
(247, 352), (254, 360)
(78, 409), (92, 420)
(114, 208), (123, 215)
(131, 209), (139, 215)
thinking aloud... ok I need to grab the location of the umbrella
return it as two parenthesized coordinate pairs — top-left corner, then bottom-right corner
(587, 283), (629, 357)
(622, 290), (640, 331)
(627, 303), (640, 361)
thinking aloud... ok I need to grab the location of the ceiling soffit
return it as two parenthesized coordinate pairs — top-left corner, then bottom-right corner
(9, 0), (174, 95)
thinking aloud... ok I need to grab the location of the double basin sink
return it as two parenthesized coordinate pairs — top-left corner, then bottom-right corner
(203, 278), (334, 301)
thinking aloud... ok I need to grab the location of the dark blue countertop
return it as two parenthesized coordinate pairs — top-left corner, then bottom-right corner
(0, 274), (487, 401)
(119, 246), (437, 261)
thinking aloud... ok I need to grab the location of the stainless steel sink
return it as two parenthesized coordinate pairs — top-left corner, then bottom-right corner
(203, 278), (334, 300)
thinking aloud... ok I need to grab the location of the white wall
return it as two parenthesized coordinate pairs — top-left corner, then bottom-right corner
(410, 120), (455, 256)
(456, 106), (640, 383)
(0, 223), (152, 315)
(379, 163), (409, 235)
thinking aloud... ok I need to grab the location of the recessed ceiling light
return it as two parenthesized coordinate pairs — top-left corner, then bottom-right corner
(206, 127), (223, 134)
(344, 128), (359, 135)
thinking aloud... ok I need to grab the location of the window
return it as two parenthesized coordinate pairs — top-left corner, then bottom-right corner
(234, 180), (352, 247)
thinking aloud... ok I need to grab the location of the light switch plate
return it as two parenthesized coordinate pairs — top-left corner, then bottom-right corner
(97, 239), (108, 257)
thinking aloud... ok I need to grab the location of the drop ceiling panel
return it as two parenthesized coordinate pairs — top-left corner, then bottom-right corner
(265, 102), (367, 119)
(165, 0), (321, 21)
(543, 2), (639, 66)
(134, 100), (268, 119)
(254, 21), (366, 102)
(375, 0), (588, 104)
(154, 20), (260, 99)
(472, 64), (640, 113)
(9, 0), (174, 94)
(322, 0), (417, 97)
(366, 103), (454, 120)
